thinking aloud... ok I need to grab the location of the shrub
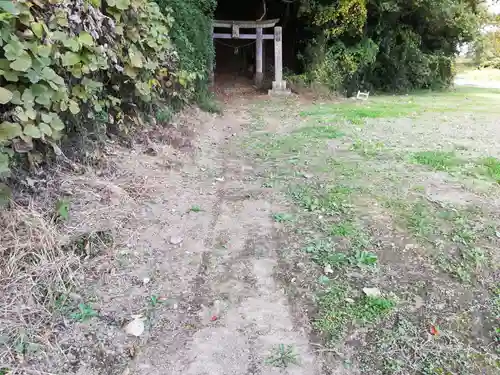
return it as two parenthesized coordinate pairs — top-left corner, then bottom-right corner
(299, 0), (481, 93)
(0, 0), (195, 175)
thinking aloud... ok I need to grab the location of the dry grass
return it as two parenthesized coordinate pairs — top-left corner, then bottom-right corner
(0, 201), (81, 368)
(0, 167), (144, 372)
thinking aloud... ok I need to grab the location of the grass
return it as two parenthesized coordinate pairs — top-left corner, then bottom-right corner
(300, 101), (420, 125)
(359, 317), (499, 374)
(272, 213), (294, 223)
(246, 89), (500, 373)
(291, 125), (344, 139)
(303, 239), (377, 269)
(350, 139), (386, 157)
(437, 246), (489, 283)
(265, 344), (299, 368)
(479, 156), (500, 181)
(70, 303), (98, 322)
(289, 184), (352, 214)
(411, 150), (464, 171)
(314, 283), (395, 341)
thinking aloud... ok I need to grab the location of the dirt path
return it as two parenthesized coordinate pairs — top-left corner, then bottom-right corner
(117, 102), (318, 375)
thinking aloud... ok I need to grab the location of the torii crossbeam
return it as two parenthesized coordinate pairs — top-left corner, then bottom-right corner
(212, 18), (291, 95)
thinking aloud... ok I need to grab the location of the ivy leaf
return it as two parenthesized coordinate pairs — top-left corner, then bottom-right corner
(23, 124), (42, 139)
(62, 52), (80, 66)
(39, 122), (52, 136)
(124, 64), (137, 78)
(10, 51), (32, 72)
(0, 121), (22, 140)
(0, 87), (13, 104)
(30, 22), (44, 38)
(21, 90), (35, 108)
(25, 107), (37, 120)
(35, 93), (51, 106)
(129, 48), (143, 68)
(51, 114), (65, 131)
(26, 69), (41, 83)
(69, 100), (80, 114)
(36, 45), (52, 58)
(3, 69), (19, 82)
(41, 113), (52, 123)
(78, 32), (94, 47)
(14, 106), (29, 122)
(0, 1), (20, 15)
(108, 0), (130, 10)
(31, 83), (48, 97)
(41, 67), (57, 81)
(4, 40), (24, 61)
(62, 38), (81, 52)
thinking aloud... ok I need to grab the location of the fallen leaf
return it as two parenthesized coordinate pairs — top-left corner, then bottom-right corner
(362, 287), (381, 298)
(124, 316), (145, 337)
(430, 325), (439, 336)
(169, 236), (183, 245)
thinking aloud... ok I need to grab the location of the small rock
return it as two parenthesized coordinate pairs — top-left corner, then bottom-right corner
(124, 316), (145, 337)
(324, 264), (334, 274)
(143, 277), (151, 285)
(170, 236), (183, 245)
(215, 177), (225, 182)
(413, 295), (425, 309)
(68, 292), (83, 301)
(363, 287), (381, 298)
(345, 298), (355, 304)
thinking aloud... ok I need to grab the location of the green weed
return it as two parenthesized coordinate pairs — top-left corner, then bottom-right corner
(304, 239), (348, 267)
(70, 303), (98, 322)
(289, 184), (352, 214)
(0, 368), (10, 375)
(189, 205), (202, 213)
(272, 213), (294, 223)
(291, 125), (345, 139)
(149, 295), (165, 307)
(479, 156), (500, 181)
(438, 247), (489, 283)
(406, 202), (438, 240)
(353, 250), (378, 268)
(156, 107), (173, 123)
(54, 198), (70, 221)
(411, 151), (463, 171)
(350, 140), (386, 157)
(330, 221), (357, 236)
(314, 283), (395, 340)
(265, 344), (299, 368)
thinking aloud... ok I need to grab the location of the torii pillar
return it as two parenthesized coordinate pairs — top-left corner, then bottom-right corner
(268, 27), (291, 96)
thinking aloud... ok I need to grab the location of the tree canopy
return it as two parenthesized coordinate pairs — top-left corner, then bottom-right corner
(296, 0), (486, 92)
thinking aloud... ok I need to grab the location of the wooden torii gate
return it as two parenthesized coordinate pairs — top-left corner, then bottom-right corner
(212, 19), (291, 95)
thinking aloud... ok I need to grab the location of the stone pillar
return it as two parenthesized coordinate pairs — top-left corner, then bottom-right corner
(269, 26), (290, 95)
(255, 27), (264, 88)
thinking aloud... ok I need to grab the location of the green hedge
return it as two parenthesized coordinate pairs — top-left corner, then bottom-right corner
(0, 0), (199, 175)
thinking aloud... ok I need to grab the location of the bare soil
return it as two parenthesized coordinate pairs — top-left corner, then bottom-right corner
(2, 85), (499, 375)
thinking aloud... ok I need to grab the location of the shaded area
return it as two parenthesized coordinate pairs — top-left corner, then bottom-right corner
(213, 0), (306, 87)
